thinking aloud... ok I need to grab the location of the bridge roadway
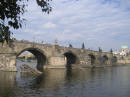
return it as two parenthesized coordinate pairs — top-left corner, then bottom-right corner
(0, 40), (129, 72)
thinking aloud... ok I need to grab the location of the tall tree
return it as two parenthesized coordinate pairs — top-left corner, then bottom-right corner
(0, 0), (52, 43)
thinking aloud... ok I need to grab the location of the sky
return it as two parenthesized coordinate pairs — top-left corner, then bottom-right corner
(13, 0), (130, 51)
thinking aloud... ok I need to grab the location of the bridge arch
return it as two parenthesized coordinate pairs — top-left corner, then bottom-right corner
(17, 48), (47, 72)
(64, 51), (77, 68)
(111, 56), (117, 64)
(88, 54), (96, 65)
(102, 55), (108, 64)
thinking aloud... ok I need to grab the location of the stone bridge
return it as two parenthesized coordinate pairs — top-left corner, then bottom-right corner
(0, 40), (130, 72)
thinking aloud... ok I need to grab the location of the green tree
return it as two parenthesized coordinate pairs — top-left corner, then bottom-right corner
(0, 0), (52, 43)
(0, 25), (11, 43)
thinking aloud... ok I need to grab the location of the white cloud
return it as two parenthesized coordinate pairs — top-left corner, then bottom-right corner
(24, 29), (40, 35)
(43, 22), (57, 29)
(13, 0), (130, 51)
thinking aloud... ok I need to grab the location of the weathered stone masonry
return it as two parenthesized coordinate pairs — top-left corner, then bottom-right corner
(0, 40), (130, 72)
(0, 44), (17, 71)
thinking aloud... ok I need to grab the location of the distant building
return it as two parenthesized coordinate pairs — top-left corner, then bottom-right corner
(19, 52), (34, 59)
(114, 45), (129, 56)
(113, 51), (119, 55)
(119, 45), (129, 56)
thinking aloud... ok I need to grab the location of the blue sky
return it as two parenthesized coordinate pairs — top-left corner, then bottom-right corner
(13, 0), (130, 51)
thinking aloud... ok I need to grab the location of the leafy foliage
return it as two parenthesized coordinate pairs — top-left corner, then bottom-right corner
(0, 24), (11, 43)
(0, 0), (52, 43)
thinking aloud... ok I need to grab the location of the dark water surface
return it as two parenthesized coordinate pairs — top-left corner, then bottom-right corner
(0, 64), (130, 97)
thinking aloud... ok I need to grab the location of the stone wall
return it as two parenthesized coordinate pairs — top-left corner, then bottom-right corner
(76, 50), (91, 67)
(116, 56), (130, 65)
(47, 56), (66, 68)
(0, 45), (17, 71)
(0, 54), (17, 71)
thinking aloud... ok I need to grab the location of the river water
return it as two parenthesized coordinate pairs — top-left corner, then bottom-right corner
(0, 61), (130, 97)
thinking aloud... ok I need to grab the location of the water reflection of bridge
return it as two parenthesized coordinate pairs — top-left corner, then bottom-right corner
(0, 72), (16, 96)
(1, 66), (130, 97)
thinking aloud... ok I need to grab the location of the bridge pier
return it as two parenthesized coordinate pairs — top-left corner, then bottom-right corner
(0, 46), (17, 71)
(45, 51), (66, 68)
(0, 54), (17, 71)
